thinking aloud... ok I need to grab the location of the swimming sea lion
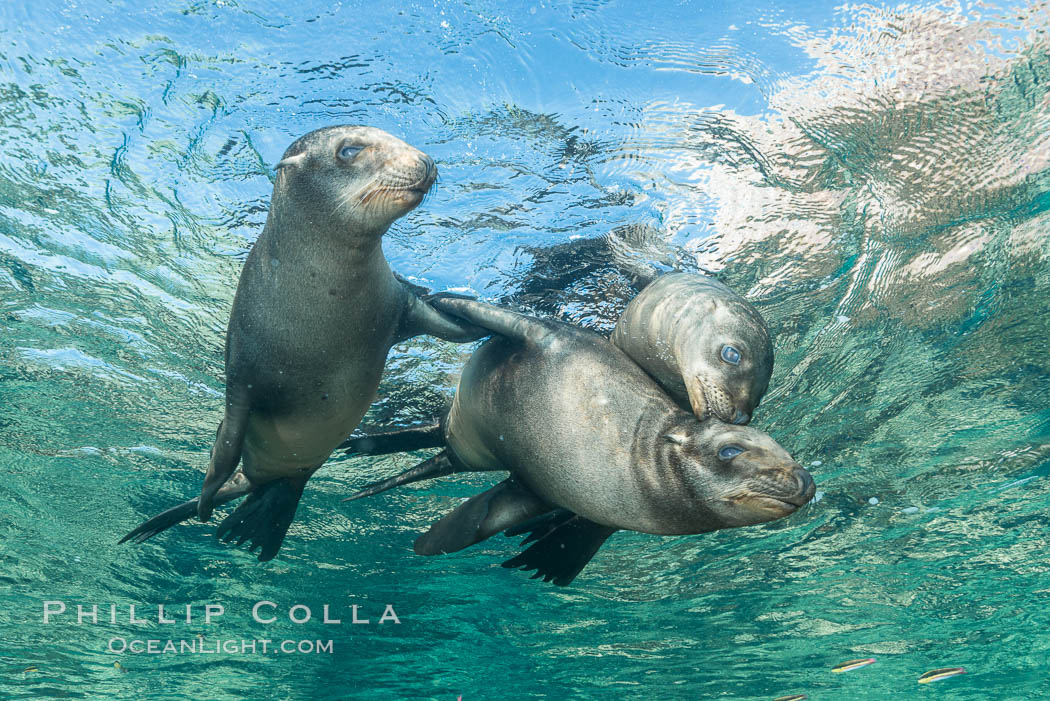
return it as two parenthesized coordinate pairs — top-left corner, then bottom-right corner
(344, 299), (814, 585)
(611, 272), (773, 426)
(120, 125), (482, 560)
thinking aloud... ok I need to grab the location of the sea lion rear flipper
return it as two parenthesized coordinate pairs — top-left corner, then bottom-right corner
(503, 508), (575, 542)
(428, 296), (556, 346)
(215, 477), (306, 561)
(414, 479), (552, 556)
(502, 513), (618, 586)
(398, 285), (488, 343)
(343, 450), (460, 502)
(119, 473), (252, 545)
(198, 402), (249, 522)
(340, 420), (445, 455)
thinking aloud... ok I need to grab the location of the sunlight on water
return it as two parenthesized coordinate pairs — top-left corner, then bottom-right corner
(2, 1), (1049, 699)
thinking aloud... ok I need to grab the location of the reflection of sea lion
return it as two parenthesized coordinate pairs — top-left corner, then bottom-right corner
(344, 299), (814, 585)
(498, 223), (689, 332)
(611, 272), (773, 425)
(120, 126), (481, 560)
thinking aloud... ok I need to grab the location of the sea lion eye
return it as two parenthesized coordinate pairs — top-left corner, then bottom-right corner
(338, 144), (363, 161)
(718, 445), (744, 460)
(720, 345), (741, 365)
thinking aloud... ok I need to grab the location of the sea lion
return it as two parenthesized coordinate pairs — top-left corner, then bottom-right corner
(611, 272), (773, 426)
(120, 125), (482, 560)
(343, 299), (814, 585)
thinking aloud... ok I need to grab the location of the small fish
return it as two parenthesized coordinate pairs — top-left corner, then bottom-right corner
(23, 666), (38, 676)
(773, 695), (807, 701)
(832, 658), (876, 673)
(918, 667), (965, 684)
(114, 661), (127, 673)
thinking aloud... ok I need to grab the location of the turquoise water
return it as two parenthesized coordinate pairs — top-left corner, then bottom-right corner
(3, 0), (1050, 698)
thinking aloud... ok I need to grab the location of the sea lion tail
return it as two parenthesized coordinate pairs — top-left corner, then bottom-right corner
(502, 512), (617, 586)
(343, 450), (457, 502)
(215, 477), (306, 562)
(340, 421), (445, 455)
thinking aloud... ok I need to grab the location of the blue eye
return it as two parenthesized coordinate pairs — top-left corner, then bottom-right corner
(720, 345), (741, 365)
(718, 445), (744, 460)
(339, 145), (362, 160)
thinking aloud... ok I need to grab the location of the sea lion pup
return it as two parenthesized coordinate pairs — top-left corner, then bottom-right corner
(343, 299), (814, 585)
(611, 272), (773, 426)
(120, 126), (482, 561)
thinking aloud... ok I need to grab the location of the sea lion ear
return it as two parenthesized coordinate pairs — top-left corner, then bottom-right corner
(662, 431), (688, 446)
(275, 153), (305, 170)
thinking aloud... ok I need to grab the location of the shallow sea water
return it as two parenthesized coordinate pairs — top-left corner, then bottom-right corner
(2, 1), (1050, 699)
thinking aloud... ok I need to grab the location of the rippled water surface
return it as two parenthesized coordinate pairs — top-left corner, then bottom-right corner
(3, 1), (1050, 699)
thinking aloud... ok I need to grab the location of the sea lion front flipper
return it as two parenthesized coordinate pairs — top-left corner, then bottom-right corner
(342, 450), (461, 502)
(392, 272), (431, 298)
(215, 476), (307, 562)
(198, 401), (249, 522)
(397, 285), (488, 343)
(502, 513), (618, 586)
(414, 479), (552, 556)
(428, 296), (556, 346)
(340, 421), (445, 455)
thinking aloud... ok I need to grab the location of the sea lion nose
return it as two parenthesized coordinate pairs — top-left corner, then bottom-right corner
(730, 409), (749, 425)
(420, 154), (437, 185)
(793, 467), (816, 504)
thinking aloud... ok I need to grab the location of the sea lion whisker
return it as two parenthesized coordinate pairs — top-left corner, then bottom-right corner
(330, 188), (359, 218)
(332, 176), (379, 218)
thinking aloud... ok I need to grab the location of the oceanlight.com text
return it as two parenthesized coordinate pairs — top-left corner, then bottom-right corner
(108, 637), (334, 655)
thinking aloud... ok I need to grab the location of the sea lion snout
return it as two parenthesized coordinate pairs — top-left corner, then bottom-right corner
(377, 149), (437, 194)
(781, 465), (816, 506)
(687, 374), (755, 426)
(747, 464), (815, 514)
(688, 374), (731, 421)
(419, 154), (437, 190)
